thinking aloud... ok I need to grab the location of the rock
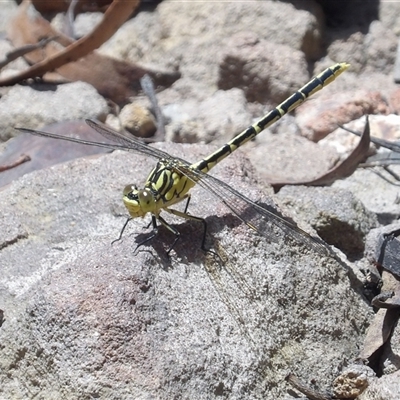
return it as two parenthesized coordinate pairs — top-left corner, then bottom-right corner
(154, 0), (323, 87)
(363, 21), (398, 74)
(163, 88), (251, 144)
(358, 370), (400, 400)
(119, 102), (157, 138)
(333, 364), (375, 399)
(379, 0), (400, 34)
(242, 129), (339, 183)
(320, 114), (400, 162)
(363, 222), (400, 377)
(277, 186), (379, 259)
(296, 90), (390, 141)
(0, 0), (17, 33)
(0, 38), (29, 83)
(1, 1), (400, 398)
(0, 120), (114, 188)
(0, 143), (372, 399)
(326, 21), (397, 75)
(0, 83), (108, 141)
(217, 32), (309, 103)
(332, 165), (400, 220)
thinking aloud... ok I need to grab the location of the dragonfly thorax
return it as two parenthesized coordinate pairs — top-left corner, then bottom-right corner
(123, 185), (157, 218)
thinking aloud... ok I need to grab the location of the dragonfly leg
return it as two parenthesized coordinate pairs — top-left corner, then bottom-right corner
(166, 208), (222, 261)
(134, 214), (182, 256)
(144, 219), (153, 229)
(183, 194), (191, 214)
(157, 214), (181, 255)
(134, 215), (160, 252)
(111, 217), (133, 245)
(136, 206), (210, 256)
(165, 208), (208, 252)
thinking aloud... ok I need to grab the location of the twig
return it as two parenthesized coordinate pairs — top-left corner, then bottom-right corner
(0, 154), (31, 172)
(0, 0), (139, 86)
(286, 374), (333, 400)
(0, 37), (57, 69)
(140, 74), (166, 141)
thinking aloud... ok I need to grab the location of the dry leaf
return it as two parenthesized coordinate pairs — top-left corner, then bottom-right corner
(3, 0), (179, 104)
(271, 116), (371, 190)
(358, 271), (400, 361)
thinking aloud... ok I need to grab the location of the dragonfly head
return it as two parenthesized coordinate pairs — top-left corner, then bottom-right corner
(122, 185), (156, 218)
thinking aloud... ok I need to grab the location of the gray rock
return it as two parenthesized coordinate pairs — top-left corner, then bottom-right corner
(277, 186), (379, 259)
(0, 0), (17, 33)
(113, 0), (321, 92)
(217, 32), (309, 104)
(333, 165), (400, 222)
(0, 38), (29, 82)
(0, 143), (372, 399)
(379, 1), (400, 37)
(365, 221), (400, 263)
(245, 130), (339, 183)
(358, 370), (400, 400)
(0, 83), (108, 141)
(163, 88), (251, 144)
(364, 222), (400, 377)
(364, 21), (398, 74)
(326, 20), (397, 75)
(333, 364), (376, 399)
(157, 0), (323, 62)
(2, 1), (399, 397)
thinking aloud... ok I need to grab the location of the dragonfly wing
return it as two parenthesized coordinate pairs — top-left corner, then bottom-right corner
(177, 164), (330, 256)
(15, 126), (132, 153)
(18, 120), (329, 256)
(16, 120), (176, 163)
(85, 119), (175, 160)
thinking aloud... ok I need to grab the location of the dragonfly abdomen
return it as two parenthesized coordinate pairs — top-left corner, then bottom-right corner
(193, 62), (349, 174)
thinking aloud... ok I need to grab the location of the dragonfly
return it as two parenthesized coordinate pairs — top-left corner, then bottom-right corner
(17, 63), (349, 256)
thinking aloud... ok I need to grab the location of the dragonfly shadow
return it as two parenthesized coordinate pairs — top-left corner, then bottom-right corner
(131, 211), (242, 264)
(130, 199), (305, 263)
(133, 223), (205, 264)
(128, 206), (346, 358)
(214, 199), (324, 251)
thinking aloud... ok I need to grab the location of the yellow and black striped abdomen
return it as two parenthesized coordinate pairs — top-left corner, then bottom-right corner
(193, 62), (349, 174)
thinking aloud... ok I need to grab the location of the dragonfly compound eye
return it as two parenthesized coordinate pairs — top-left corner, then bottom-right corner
(122, 186), (155, 218)
(123, 184), (138, 200)
(138, 189), (156, 212)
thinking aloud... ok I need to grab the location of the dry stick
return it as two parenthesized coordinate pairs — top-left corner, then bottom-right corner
(285, 374), (333, 400)
(64, 0), (80, 39)
(0, 37), (57, 69)
(140, 74), (166, 141)
(0, 0), (139, 86)
(0, 154), (31, 172)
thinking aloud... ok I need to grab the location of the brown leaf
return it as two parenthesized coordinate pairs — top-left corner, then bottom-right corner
(0, 120), (112, 188)
(376, 228), (400, 278)
(285, 374), (332, 400)
(358, 271), (400, 361)
(0, 154), (30, 173)
(30, 0), (112, 14)
(3, 0), (179, 104)
(271, 115), (371, 190)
